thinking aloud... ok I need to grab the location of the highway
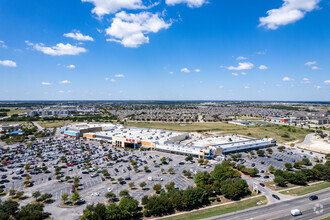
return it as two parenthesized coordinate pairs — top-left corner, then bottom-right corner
(207, 188), (330, 220)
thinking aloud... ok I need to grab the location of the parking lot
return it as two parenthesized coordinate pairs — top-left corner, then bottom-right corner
(0, 137), (213, 207)
(228, 145), (325, 182)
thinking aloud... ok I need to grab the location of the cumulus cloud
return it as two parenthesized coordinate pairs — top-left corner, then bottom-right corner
(244, 85), (250, 89)
(232, 73), (239, 76)
(114, 74), (125, 77)
(169, 71), (174, 74)
(0, 60), (16, 67)
(105, 11), (171, 48)
(225, 62), (254, 70)
(65, 64), (76, 69)
(59, 80), (71, 84)
(110, 78), (116, 82)
(181, 68), (190, 73)
(259, 65), (268, 70)
(26, 41), (87, 56)
(311, 66), (319, 70)
(105, 77), (109, 80)
(58, 90), (65, 93)
(194, 69), (200, 72)
(236, 56), (247, 60)
(241, 72), (247, 75)
(324, 80), (330, 84)
(305, 61), (317, 66)
(283, 76), (295, 81)
(82, 0), (152, 17)
(219, 85), (223, 89)
(41, 82), (52, 86)
(315, 85), (322, 89)
(64, 31), (94, 41)
(166, 0), (207, 8)
(259, 0), (320, 30)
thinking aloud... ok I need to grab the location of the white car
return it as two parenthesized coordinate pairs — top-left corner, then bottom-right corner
(291, 209), (302, 216)
(107, 188), (113, 192)
(91, 192), (100, 196)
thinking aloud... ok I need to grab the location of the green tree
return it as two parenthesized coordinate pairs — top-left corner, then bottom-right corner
(153, 184), (162, 194)
(266, 148), (273, 154)
(256, 150), (265, 157)
(220, 178), (250, 199)
(268, 165), (275, 173)
(161, 157), (167, 164)
(61, 193), (69, 203)
(285, 162), (293, 170)
(118, 197), (139, 219)
(274, 176), (286, 187)
(32, 191), (41, 200)
(185, 155), (193, 161)
(128, 182), (135, 189)
(277, 146), (285, 152)
(119, 190), (130, 198)
(71, 191), (80, 203)
(140, 181), (147, 190)
(105, 192), (116, 202)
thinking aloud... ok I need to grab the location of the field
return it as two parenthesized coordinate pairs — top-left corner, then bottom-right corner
(279, 182), (330, 196)
(37, 120), (71, 128)
(162, 195), (267, 220)
(126, 122), (311, 144)
(1, 107), (27, 116)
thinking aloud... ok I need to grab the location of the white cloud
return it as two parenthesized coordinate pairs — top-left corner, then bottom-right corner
(105, 77), (109, 80)
(194, 69), (200, 72)
(181, 68), (190, 73)
(311, 66), (319, 70)
(59, 80), (71, 84)
(244, 85), (250, 89)
(259, 0), (320, 30)
(166, 0), (207, 8)
(169, 71), (174, 74)
(82, 0), (151, 17)
(64, 31), (94, 41)
(114, 74), (125, 78)
(236, 56), (247, 60)
(0, 60), (16, 67)
(219, 85), (223, 89)
(65, 64), (76, 69)
(305, 61), (317, 66)
(324, 80), (330, 84)
(315, 85), (322, 89)
(26, 41), (87, 56)
(0, 40), (7, 48)
(302, 78), (311, 84)
(241, 72), (247, 75)
(110, 78), (116, 82)
(283, 76), (295, 81)
(41, 82), (52, 86)
(226, 62), (254, 70)
(232, 73), (239, 76)
(105, 11), (171, 48)
(58, 90), (65, 93)
(259, 65), (268, 70)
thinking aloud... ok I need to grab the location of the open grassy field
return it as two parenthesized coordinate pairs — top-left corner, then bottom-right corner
(1, 107), (27, 116)
(38, 120), (71, 128)
(279, 182), (330, 196)
(126, 122), (311, 143)
(162, 195), (267, 220)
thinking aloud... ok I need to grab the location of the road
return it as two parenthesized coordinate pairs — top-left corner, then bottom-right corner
(206, 188), (330, 220)
(296, 133), (314, 147)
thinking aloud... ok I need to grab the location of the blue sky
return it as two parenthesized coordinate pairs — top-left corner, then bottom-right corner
(0, 0), (329, 101)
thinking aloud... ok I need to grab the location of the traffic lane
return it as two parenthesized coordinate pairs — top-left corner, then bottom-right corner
(208, 188), (330, 220)
(274, 203), (330, 220)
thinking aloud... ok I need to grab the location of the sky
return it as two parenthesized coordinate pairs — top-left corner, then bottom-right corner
(0, 0), (330, 101)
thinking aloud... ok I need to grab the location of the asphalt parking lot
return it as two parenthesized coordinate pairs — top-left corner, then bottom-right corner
(0, 137), (213, 207)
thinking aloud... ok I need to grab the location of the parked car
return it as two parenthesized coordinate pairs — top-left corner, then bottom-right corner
(272, 194), (280, 200)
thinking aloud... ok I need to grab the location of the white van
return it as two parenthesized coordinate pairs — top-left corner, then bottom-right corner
(291, 209), (302, 216)
(147, 177), (153, 181)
